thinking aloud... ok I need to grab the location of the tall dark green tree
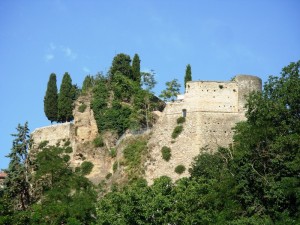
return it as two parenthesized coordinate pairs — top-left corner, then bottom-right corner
(58, 72), (74, 122)
(109, 53), (132, 80)
(132, 54), (141, 85)
(4, 122), (31, 211)
(44, 73), (58, 123)
(184, 64), (192, 89)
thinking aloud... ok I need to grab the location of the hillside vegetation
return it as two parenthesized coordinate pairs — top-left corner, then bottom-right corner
(1, 58), (299, 224)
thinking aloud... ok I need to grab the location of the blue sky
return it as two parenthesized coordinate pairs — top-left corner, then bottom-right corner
(1, 0), (299, 169)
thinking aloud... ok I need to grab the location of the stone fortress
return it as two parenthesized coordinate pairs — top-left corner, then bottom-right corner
(144, 75), (262, 183)
(31, 75), (261, 184)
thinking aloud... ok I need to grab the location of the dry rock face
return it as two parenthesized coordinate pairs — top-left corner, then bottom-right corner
(144, 75), (262, 184)
(31, 94), (113, 184)
(31, 75), (261, 185)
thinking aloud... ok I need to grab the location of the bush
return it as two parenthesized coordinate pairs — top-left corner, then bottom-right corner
(109, 148), (117, 158)
(38, 141), (49, 149)
(106, 173), (112, 180)
(113, 161), (118, 173)
(93, 136), (104, 147)
(177, 117), (186, 124)
(172, 125), (183, 139)
(63, 139), (71, 147)
(78, 103), (87, 113)
(161, 146), (171, 161)
(81, 161), (94, 175)
(63, 154), (70, 162)
(64, 146), (73, 153)
(175, 165), (186, 174)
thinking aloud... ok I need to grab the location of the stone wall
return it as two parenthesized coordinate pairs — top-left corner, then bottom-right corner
(31, 122), (74, 147)
(144, 75), (261, 184)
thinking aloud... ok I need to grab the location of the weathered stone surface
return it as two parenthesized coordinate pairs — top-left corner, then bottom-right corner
(144, 75), (262, 184)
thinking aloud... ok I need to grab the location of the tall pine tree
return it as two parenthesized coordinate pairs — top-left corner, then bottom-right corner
(184, 64), (192, 89)
(58, 72), (74, 122)
(4, 122), (31, 210)
(132, 54), (141, 85)
(44, 73), (58, 123)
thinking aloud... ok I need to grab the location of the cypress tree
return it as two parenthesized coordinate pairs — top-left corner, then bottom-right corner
(44, 73), (58, 123)
(58, 72), (74, 122)
(132, 54), (141, 85)
(109, 53), (132, 80)
(184, 64), (192, 89)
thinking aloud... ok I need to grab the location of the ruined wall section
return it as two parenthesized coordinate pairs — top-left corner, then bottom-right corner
(31, 123), (74, 148)
(145, 75), (261, 184)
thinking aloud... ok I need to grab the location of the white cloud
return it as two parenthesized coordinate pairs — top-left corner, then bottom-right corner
(44, 43), (78, 62)
(61, 46), (77, 60)
(83, 67), (90, 73)
(45, 54), (54, 62)
(49, 43), (56, 50)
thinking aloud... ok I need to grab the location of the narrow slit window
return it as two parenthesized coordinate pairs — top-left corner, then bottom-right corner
(182, 109), (187, 118)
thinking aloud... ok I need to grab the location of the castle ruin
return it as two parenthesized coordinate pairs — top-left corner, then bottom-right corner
(144, 75), (262, 183)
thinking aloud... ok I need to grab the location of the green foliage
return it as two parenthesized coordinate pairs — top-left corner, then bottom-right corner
(64, 146), (73, 153)
(132, 53), (141, 84)
(109, 148), (117, 158)
(38, 140), (49, 149)
(81, 161), (94, 175)
(44, 73), (58, 123)
(113, 161), (118, 173)
(58, 72), (74, 122)
(141, 70), (157, 91)
(109, 53), (132, 80)
(172, 125), (183, 139)
(159, 79), (181, 102)
(106, 173), (112, 180)
(81, 75), (94, 94)
(229, 60), (300, 220)
(176, 116), (185, 124)
(3, 122), (31, 211)
(63, 154), (70, 162)
(93, 135), (104, 147)
(161, 146), (171, 161)
(184, 64), (192, 88)
(174, 164), (186, 174)
(63, 139), (71, 147)
(78, 103), (87, 113)
(123, 139), (147, 180)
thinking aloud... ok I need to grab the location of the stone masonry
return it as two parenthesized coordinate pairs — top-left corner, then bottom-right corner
(144, 75), (262, 184)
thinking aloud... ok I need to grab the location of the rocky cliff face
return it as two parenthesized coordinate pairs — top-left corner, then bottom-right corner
(31, 75), (262, 185)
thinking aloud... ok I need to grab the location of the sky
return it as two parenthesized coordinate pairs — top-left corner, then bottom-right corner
(0, 0), (299, 169)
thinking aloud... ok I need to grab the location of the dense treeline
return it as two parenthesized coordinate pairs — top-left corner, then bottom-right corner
(1, 60), (299, 224)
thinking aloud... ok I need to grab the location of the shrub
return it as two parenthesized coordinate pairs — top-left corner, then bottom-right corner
(172, 125), (183, 139)
(106, 173), (112, 180)
(109, 148), (117, 158)
(38, 140), (49, 149)
(176, 116), (186, 124)
(78, 103), (87, 113)
(175, 165), (186, 174)
(81, 161), (94, 175)
(64, 146), (73, 153)
(64, 139), (71, 147)
(93, 136), (104, 147)
(63, 154), (70, 162)
(161, 146), (171, 161)
(113, 161), (118, 173)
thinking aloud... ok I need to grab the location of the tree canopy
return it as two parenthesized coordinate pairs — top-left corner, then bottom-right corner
(58, 72), (74, 122)
(184, 64), (192, 88)
(132, 53), (141, 85)
(44, 73), (58, 123)
(159, 79), (181, 102)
